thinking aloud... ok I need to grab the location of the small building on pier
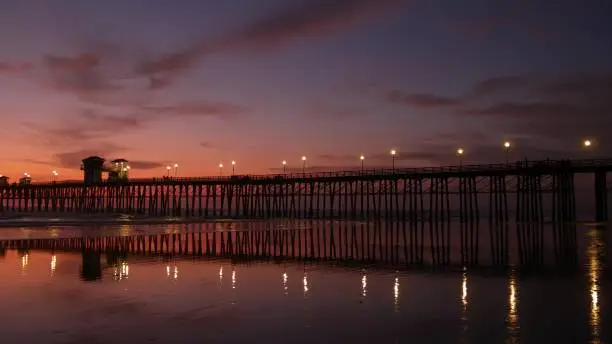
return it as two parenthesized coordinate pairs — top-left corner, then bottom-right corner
(81, 156), (105, 185)
(18, 176), (31, 185)
(108, 159), (130, 182)
(0, 176), (8, 187)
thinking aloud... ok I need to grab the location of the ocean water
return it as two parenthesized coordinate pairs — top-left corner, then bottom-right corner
(0, 219), (609, 343)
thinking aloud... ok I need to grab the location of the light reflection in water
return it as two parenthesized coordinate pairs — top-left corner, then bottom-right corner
(113, 262), (130, 281)
(282, 272), (288, 295)
(21, 253), (29, 270)
(361, 274), (367, 298)
(507, 268), (519, 340)
(50, 255), (56, 275)
(166, 265), (178, 280)
(393, 276), (399, 311)
(461, 271), (468, 312)
(587, 227), (603, 342)
(231, 269), (236, 289)
(303, 273), (309, 297)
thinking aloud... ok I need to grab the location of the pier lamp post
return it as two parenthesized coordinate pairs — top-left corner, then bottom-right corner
(503, 142), (511, 164)
(52, 170), (58, 182)
(165, 165), (171, 177)
(173, 163), (179, 177)
(282, 160), (287, 174)
(457, 148), (465, 167)
(360, 155), (365, 173)
(390, 149), (397, 171)
(301, 156), (307, 174)
(219, 163), (223, 176)
(231, 160), (236, 175)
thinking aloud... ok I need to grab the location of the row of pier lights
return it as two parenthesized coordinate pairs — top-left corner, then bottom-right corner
(166, 139), (598, 177)
(0, 138), (596, 181)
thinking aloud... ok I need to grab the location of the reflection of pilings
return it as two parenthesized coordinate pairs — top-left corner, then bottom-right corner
(81, 250), (102, 281)
(551, 223), (578, 266)
(551, 171), (576, 223)
(0, 221), (588, 269)
(489, 223), (509, 267)
(516, 223), (544, 267)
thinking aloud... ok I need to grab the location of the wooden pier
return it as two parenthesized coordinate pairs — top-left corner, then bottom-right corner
(0, 159), (610, 222)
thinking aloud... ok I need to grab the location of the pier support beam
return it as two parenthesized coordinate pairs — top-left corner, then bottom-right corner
(594, 171), (608, 222)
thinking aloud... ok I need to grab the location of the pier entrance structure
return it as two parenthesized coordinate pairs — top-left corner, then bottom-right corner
(81, 156), (105, 185)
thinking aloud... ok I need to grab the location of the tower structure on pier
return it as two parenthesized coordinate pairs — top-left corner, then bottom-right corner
(108, 159), (130, 182)
(81, 156), (105, 185)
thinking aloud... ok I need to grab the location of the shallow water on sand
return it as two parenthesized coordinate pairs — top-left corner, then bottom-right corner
(0, 220), (610, 343)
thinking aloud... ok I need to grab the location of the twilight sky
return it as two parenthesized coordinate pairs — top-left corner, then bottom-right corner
(0, 0), (611, 180)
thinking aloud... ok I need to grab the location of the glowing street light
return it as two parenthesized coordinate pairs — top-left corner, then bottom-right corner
(231, 160), (236, 175)
(503, 141), (511, 164)
(51, 170), (58, 182)
(301, 156), (307, 174)
(583, 139), (595, 159)
(360, 155), (365, 172)
(390, 149), (397, 171)
(457, 148), (465, 166)
(282, 160), (287, 174)
(218, 163), (224, 176)
(173, 163), (179, 177)
(165, 165), (171, 177)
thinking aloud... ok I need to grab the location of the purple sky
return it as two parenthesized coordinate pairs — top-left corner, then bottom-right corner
(0, 0), (611, 179)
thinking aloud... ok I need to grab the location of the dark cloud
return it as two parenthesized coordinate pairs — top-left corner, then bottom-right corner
(124, 160), (164, 170)
(44, 53), (100, 73)
(148, 76), (173, 90)
(305, 106), (366, 120)
(24, 109), (147, 147)
(0, 61), (34, 75)
(25, 99), (249, 149)
(141, 102), (250, 120)
(316, 153), (362, 161)
(135, 0), (405, 78)
(418, 73), (612, 155)
(40, 51), (136, 107)
(199, 142), (215, 149)
(461, 101), (590, 118)
(52, 144), (125, 169)
(469, 76), (529, 96)
(536, 73), (612, 104)
(387, 91), (461, 107)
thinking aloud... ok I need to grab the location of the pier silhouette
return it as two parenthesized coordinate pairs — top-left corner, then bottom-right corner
(1, 158), (610, 222)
